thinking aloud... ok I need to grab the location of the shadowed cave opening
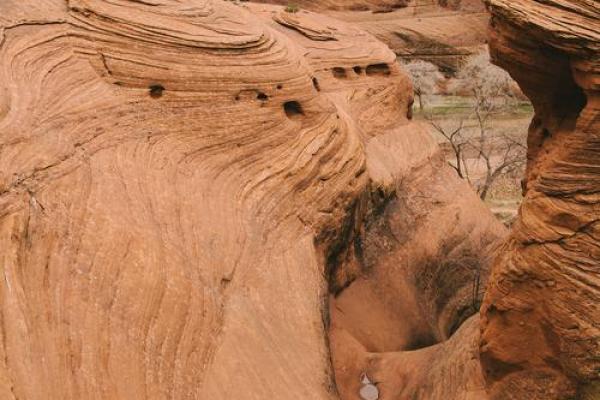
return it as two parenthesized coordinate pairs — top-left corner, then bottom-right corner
(550, 72), (587, 128)
(353, 66), (363, 75)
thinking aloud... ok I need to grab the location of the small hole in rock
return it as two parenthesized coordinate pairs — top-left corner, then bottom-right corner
(366, 63), (391, 76)
(277, 84), (283, 90)
(353, 66), (363, 74)
(257, 92), (268, 101)
(312, 77), (321, 91)
(332, 67), (347, 79)
(284, 101), (304, 119)
(149, 84), (165, 98)
(407, 98), (414, 120)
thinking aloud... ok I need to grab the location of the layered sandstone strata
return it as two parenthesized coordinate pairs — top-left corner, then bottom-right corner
(252, 0), (488, 73)
(250, 0), (409, 12)
(0, 1), (504, 399)
(480, 0), (600, 399)
(343, 8), (488, 73)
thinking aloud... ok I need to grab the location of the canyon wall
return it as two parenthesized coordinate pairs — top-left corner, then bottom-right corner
(252, 0), (488, 72)
(480, 0), (600, 399)
(0, 1), (503, 399)
(1, 0), (597, 399)
(250, 0), (409, 12)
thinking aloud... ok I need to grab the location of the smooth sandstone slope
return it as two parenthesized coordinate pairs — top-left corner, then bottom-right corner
(0, 1), (507, 399)
(480, 0), (600, 399)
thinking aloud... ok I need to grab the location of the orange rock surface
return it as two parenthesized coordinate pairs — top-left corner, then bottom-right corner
(0, 1), (597, 400)
(254, 0), (489, 72)
(480, 0), (600, 398)
(0, 1), (503, 398)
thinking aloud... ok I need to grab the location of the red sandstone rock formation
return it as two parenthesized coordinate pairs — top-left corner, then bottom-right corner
(0, 1), (505, 399)
(480, 1), (600, 399)
(344, 8), (488, 73)
(1, 1), (596, 400)
(252, 0), (410, 12)
(253, 0), (489, 72)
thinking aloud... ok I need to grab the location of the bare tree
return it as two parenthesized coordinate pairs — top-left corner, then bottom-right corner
(428, 51), (526, 200)
(401, 59), (442, 111)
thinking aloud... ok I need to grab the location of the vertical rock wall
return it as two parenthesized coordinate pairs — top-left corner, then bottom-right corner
(480, 1), (600, 398)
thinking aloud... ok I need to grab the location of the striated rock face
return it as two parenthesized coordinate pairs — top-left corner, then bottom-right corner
(252, 0), (488, 73)
(251, 0), (410, 12)
(253, 0), (482, 12)
(0, 2), (370, 399)
(480, 1), (600, 399)
(346, 8), (488, 73)
(0, 1), (506, 399)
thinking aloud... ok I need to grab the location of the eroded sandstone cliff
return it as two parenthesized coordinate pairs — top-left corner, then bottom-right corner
(0, 1), (507, 399)
(480, 1), (600, 399)
(0, 1), (506, 399)
(1, 1), (597, 400)
(252, 0), (489, 73)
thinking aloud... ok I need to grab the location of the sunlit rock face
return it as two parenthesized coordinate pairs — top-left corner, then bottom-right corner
(10, 1), (596, 400)
(0, 1), (507, 399)
(249, 0), (410, 11)
(251, 0), (489, 73)
(480, 1), (600, 399)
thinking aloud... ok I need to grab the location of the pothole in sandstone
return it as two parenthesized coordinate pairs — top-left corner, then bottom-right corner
(324, 191), (491, 399)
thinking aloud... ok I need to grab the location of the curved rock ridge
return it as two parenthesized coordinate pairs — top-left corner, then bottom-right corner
(349, 9), (488, 72)
(0, 1), (508, 399)
(250, 0), (488, 72)
(0, 1), (368, 399)
(252, 0), (483, 12)
(480, 0), (600, 399)
(251, 0), (410, 12)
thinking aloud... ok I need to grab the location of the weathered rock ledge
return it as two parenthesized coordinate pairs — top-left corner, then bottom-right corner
(480, 0), (600, 398)
(0, 1), (597, 400)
